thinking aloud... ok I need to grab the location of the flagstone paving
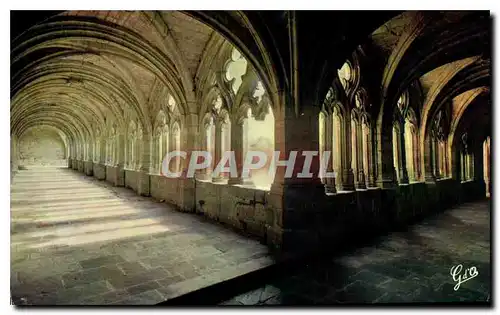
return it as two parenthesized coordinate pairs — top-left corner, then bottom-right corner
(11, 167), (274, 305)
(220, 200), (491, 305)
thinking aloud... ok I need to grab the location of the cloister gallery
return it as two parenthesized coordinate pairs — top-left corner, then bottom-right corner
(10, 10), (491, 305)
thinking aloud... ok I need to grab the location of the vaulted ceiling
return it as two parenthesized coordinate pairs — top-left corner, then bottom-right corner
(11, 10), (491, 150)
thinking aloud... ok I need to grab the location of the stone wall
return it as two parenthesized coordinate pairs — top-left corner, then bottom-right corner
(11, 135), (19, 179)
(64, 160), (488, 254)
(105, 166), (125, 187)
(93, 163), (106, 180)
(278, 178), (488, 252)
(124, 170), (139, 192)
(194, 181), (272, 238)
(150, 176), (195, 211)
(18, 127), (66, 166)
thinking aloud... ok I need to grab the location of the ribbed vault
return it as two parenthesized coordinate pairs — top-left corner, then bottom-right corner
(11, 10), (283, 165)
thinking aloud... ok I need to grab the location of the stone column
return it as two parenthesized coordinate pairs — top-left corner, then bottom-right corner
(180, 112), (199, 212)
(137, 134), (151, 196)
(212, 120), (224, 183)
(376, 124), (396, 188)
(356, 121), (366, 189)
(366, 124), (376, 187)
(199, 124), (212, 181)
(413, 131), (420, 181)
(398, 125), (409, 184)
(113, 133), (125, 186)
(432, 137), (440, 179)
(151, 135), (159, 174)
(68, 142), (74, 169)
(268, 100), (325, 251)
(84, 141), (93, 176)
(323, 113), (336, 193)
(424, 134), (436, 183)
(92, 138), (106, 180)
(227, 118), (251, 185)
(485, 138), (490, 196)
(341, 111), (355, 191)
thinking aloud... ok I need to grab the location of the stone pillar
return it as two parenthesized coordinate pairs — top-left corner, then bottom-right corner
(341, 111), (355, 190)
(485, 138), (490, 196)
(376, 124), (396, 188)
(424, 134), (436, 183)
(72, 143), (79, 170)
(227, 119), (251, 185)
(198, 122), (212, 181)
(83, 140), (93, 176)
(366, 124), (376, 187)
(398, 125), (409, 184)
(151, 135), (159, 174)
(268, 100), (325, 251)
(413, 131), (420, 181)
(212, 120), (224, 183)
(116, 133), (125, 186)
(84, 160), (93, 176)
(432, 137), (440, 179)
(137, 134), (151, 196)
(356, 121), (366, 189)
(93, 137), (107, 180)
(180, 112), (199, 212)
(323, 113), (336, 193)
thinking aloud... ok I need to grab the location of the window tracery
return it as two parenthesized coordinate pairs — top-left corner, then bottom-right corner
(225, 48), (248, 95)
(338, 62), (353, 92)
(153, 110), (169, 174)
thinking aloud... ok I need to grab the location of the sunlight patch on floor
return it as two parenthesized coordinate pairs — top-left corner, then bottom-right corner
(19, 217), (164, 239)
(28, 223), (171, 248)
(14, 208), (143, 224)
(11, 200), (128, 213)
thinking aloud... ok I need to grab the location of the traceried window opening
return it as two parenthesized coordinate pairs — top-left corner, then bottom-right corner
(167, 95), (176, 112)
(225, 48), (248, 95)
(460, 133), (473, 182)
(338, 62), (353, 91)
(244, 106), (275, 190)
(253, 81), (266, 103)
(404, 121), (418, 182)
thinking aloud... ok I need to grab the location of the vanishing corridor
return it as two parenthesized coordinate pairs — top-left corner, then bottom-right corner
(10, 11), (492, 306)
(10, 167), (273, 305)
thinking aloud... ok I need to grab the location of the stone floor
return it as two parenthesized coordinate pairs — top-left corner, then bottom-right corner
(220, 200), (491, 305)
(10, 167), (274, 305)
